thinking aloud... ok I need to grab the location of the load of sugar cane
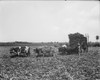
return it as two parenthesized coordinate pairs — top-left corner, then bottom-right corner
(68, 33), (88, 52)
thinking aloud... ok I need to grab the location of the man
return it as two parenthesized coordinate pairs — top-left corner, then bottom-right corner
(25, 46), (29, 53)
(18, 46), (21, 55)
(77, 43), (81, 53)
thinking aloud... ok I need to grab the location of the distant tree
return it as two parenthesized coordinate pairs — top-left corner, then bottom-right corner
(96, 35), (99, 42)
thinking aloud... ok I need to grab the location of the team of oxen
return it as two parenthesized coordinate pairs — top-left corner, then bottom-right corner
(33, 46), (56, 57)
(9, 43), (88, 58)
(10, 46), (56, 58)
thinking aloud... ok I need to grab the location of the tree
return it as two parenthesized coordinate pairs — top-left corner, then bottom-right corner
(96, 35), (99, 42)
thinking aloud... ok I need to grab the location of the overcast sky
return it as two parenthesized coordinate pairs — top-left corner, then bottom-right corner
(0, 1), (100, 42)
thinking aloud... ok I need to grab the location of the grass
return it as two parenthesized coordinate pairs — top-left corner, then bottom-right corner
(0, 46), (100, 80)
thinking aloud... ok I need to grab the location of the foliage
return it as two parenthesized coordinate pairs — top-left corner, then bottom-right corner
(96, 35), (99, 40)
(0, 46), (100, 80)
(88, 42), (100, 47)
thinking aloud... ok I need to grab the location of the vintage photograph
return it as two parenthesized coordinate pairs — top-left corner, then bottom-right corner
(0, 0), (100, 80)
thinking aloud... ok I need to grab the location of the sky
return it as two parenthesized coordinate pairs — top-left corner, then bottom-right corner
(0, 1), (100, 42)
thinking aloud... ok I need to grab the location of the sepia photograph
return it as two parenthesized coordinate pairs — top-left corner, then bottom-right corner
(0, 0), (100, 80)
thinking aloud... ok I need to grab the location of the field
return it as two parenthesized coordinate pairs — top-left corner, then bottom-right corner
(0, 46), (100, 80)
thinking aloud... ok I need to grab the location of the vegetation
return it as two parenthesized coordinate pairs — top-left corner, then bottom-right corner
(88, 42), (100, 47)
(0, 41), (100, 47)
(0, 41), (68, 47)
(0, 46), (100, 80)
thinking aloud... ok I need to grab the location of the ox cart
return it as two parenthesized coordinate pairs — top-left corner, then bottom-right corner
(58, 33), (88, 55)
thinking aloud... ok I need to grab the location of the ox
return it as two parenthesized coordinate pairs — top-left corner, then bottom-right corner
(34, 48), (44, 57)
